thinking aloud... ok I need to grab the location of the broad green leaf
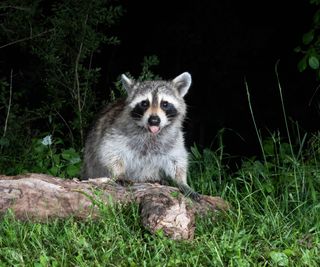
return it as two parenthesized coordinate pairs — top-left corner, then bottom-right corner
(308, 56), (319, 70)
(62, 148), (78, 160)
(269, 251), (289, 266)
(53, 154), (60, 165)
(283, 248), (295, 256)
(66, 164), (80, 177)
(40, 254), (49, 266)
(298, 56), (307, 72)
(49, 166), (59, 176)
(69, 156), (81, 164)
(314, 10), (320, 24)
(303, 31), (314, 45)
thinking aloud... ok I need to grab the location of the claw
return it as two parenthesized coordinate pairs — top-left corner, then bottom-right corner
(189, 191), (201, 202)
(178, 183), (201, 202)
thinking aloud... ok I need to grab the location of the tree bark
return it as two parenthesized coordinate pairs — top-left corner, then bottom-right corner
(0, 173), (228, 240)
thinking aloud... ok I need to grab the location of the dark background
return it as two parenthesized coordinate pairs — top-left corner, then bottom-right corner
(105, 0), (319, 156)
(1, 0), (319, 158)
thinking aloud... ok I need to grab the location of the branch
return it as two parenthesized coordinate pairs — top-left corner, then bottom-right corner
(0, 173), (229, 240)
(0, 28), (54, 49)
(2, 69), (13, 138)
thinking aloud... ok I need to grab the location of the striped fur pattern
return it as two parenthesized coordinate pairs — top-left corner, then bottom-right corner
(82, 72), (199, 199)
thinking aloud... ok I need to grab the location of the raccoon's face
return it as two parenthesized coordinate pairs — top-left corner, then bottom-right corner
(121, 73), (191, 135)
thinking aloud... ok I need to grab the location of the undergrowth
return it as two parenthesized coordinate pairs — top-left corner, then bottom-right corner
(0, 131), (320, 266)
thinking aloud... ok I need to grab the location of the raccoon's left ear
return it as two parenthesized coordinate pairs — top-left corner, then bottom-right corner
(172, 72), (192, 97)
(121, 74), (135, 94)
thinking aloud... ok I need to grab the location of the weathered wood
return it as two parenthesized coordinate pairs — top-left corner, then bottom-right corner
(0, 173), (228, 240)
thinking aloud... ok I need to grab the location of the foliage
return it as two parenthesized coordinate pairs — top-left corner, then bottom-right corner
(138, 55), (161, 81)
(0, 0), (124, 175)
(296, 1), (320, 78)
(29, 135), (81, 177)
(0, 78), (33, 168)
(109, 55), (161, 101)
(0, 0), (123, 147)
(0, 134), (81, 177)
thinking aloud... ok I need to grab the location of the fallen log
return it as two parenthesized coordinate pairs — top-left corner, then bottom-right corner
(0, 173), (228, 240)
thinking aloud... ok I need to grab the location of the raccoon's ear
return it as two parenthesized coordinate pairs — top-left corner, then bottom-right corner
(121, 74), (135, 94)
(172, 72), (192, 97)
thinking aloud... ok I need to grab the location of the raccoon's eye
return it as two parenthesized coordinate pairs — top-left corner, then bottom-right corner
(161, 100), (177, 118)
(140, 100), (149, 109)
(160, 101), (169, 109)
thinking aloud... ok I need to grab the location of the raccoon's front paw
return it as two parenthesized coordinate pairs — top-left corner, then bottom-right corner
(178, 183), (201, 202)
(183, 188), (201, 202)
(190, 191), (201, 202)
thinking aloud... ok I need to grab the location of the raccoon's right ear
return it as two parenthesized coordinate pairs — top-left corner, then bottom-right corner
(121, 74), (135, 94)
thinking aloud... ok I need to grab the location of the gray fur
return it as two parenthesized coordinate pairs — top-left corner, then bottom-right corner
(82, 73), (199, 199)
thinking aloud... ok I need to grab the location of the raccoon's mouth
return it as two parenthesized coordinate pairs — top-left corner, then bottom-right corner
(148, 125), (160, 134)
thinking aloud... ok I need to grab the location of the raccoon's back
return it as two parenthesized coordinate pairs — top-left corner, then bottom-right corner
(81, 98), (126, 179)
(92, 98), (126, 137)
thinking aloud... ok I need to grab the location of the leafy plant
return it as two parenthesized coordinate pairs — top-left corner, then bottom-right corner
(0, 0), (123, 147)
(296, 1), (320, 77)
(0, 0), (124, 176)
(29, 135), (82, 177)
(138, 55), (161, 81)
(109, 55), (161, 101)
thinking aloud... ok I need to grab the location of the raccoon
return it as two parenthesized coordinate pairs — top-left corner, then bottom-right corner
(81, 72), (199, 200)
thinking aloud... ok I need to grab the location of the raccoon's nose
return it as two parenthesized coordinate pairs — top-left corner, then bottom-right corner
(148, 115), (161, 126)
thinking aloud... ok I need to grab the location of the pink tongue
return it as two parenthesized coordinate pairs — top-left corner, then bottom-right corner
(149, 126), (160, 133)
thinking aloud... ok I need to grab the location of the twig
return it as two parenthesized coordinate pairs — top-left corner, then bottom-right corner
(75, 41), (84, 144)
(81, 51), (94, 111)
(74, 14), (89, 145)
(0, 6), (32, 11)
(55, 110), (75, 146)
(3, 69), (13, 138)
(0, 28), (54, 49)
(308, 83), (320, 107)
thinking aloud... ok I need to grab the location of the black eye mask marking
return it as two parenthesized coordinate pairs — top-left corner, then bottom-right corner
(131, 99), (149, 119)
(160, 100), (177, 119)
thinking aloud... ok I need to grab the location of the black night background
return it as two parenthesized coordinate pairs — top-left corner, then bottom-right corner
(0, 0), (319, 165)
(112, 1), (319, 157)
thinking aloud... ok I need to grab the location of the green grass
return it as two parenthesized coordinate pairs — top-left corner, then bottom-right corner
(1, 134), (320, 266)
